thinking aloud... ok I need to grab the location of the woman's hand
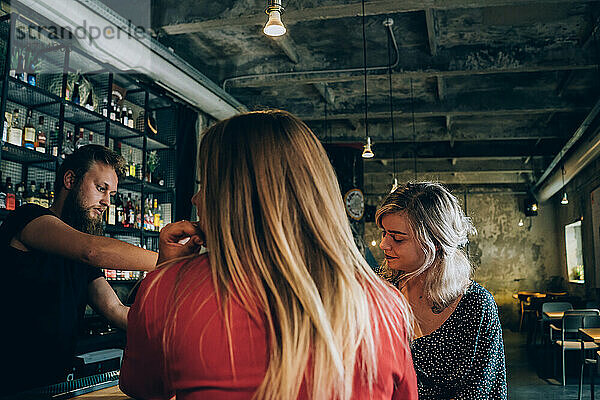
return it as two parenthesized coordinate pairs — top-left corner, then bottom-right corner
(157, 220), (205, 266)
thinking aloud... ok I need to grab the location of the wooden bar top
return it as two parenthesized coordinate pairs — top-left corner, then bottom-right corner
(72, 385), (131, 399)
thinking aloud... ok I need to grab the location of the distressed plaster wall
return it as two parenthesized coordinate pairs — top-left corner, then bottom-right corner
(364, 187), (563, 331)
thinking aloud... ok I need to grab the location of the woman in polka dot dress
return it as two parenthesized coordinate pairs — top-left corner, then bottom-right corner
(374, 182), (507, 400)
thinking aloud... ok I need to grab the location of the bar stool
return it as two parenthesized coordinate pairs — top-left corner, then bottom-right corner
(517, 291), (546, 332)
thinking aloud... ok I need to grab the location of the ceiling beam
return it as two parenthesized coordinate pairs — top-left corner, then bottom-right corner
(364, 158), (541, 174)
(364, 171), (534, 189)
(425, 8), (437, 57)
(162, 0), (600, 35)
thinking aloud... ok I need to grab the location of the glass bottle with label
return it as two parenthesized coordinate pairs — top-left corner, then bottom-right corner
(22, 109), (36, 150)
(127, 109), (134, 128)
(36, 116), (46, 153)
(109, 100), (116, 121)
(50, 122), (59, 157)
(63, 130), (74, 157)
(5, 178), (16, 211)
(122, 105), (128, 126)
(101, 98), (108, 117)
(8, 109), (22, 147)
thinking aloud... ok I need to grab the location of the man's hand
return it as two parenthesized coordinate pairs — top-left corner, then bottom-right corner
(157, 220), (205, 266)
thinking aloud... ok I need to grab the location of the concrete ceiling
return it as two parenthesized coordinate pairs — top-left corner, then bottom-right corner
(108, 0), (600, 197)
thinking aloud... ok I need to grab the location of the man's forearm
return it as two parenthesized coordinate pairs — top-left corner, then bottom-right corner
(85, 236), (158, 271)
(105, 303), (129, 330)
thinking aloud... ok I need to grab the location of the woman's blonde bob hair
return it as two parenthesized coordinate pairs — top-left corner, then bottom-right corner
(375, 182), (476, 311)
(154, 110), (412, 400)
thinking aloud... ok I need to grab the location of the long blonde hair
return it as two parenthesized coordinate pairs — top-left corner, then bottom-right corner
(154, 110), (412, 399)
(375, 182), (476, 311)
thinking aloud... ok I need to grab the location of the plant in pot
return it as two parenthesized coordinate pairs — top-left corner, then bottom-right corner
(146, 151), (159, 183)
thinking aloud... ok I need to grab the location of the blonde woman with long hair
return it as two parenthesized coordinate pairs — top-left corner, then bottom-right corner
(119, 110), (417, 399)
(375, 182), (506, 400)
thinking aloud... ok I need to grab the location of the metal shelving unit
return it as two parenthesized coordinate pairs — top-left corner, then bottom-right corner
(0, 12), (178, 254)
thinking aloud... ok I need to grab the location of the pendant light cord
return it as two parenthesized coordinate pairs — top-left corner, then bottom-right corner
(387, 21), (396, 181)
(410, 77), (417, 181)
(362, 0), (369, 141)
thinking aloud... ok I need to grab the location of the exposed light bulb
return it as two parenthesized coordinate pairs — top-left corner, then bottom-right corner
(518, 218), (524, 227)
(531, 203), (538, 212)
(264, 10), (286, 36)
(561, 192), (569, 205)
(370, 240), (377, 247)
(362, 136), (374, 158)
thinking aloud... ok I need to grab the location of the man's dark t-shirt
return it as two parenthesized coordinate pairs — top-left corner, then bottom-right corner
(0, 204), (103, 393)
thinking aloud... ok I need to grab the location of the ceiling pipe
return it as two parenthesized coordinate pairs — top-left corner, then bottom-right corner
(533, 98), (600, 202)
(14, 0), (246, 119)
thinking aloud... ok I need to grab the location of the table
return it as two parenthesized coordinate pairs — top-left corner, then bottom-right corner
(580, 328), (600, 344)
(72, 385), (131, 399)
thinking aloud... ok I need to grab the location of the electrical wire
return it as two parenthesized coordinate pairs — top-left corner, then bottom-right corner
(361, 0), (369, 142)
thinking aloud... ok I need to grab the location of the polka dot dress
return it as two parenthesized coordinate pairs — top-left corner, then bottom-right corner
(410, 281), (507, 400)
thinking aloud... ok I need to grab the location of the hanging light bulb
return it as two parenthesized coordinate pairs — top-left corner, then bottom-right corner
(518, 218), (524, 227)
(560, 165), (568, 205)
(362, 136), (374, 158)
(390, 177), (399, 193)
(371, 240), (377, 247)
(263, 0), (286, 37)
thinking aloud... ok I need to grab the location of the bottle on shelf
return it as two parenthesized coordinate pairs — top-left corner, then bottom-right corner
(49, 122), (59, 157)
(15, 183), (24, 208)
(122, 105), (128, 126)
(134, 196), (141, 229)
(127, 109), (134, 129)
(84, 91), (94, 111)
(109, 100), (116, 121)
(46, 182), (54, 206)
(2, 111), (8, 143)
(5, 178), (15, 211)
(115, 193), (124, 226)
(38, 183), (48, 208)
(24, 181), (38, 205)
(63, 130), (74, 157)
(116, 105), (121, 124)
(127, 195), (135, 228)
(0, 172), (6, 210)
(153, 198), (160, 231)
(107, 197), (116, 225)
(36, 116), (46, 153)
(75, 127), (87, 149)
(101, 98), (108, 117)
(22, 109), (36, 150)
(8, 109), (22, 147)
(128, 149), (136, 178)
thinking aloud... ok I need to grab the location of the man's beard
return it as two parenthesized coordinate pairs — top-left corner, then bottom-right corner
(62, 185), (104, 235)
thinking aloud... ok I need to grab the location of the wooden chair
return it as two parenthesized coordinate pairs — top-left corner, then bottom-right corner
(550, 310), (600, 385)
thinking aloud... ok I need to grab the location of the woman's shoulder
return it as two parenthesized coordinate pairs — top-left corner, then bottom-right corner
(140, 254), (212, 296)
(459, 280), (500, 321)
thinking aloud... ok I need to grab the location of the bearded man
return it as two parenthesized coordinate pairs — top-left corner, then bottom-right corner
(0, 144), (158, 394)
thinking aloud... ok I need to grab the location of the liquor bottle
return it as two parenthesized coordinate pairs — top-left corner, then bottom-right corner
(135, 196), (141, 230)
(115, 105), (121, 123)
(101, 98), (108, 117)
(0, 172), (6, 210)
(36, 116), (46, 153)
(115, 193), (124, 226)
(38, 183), (48, 208)
(15, 183), (24, 208)
(109, 100), (116, 121)
(128, 149), (136, 178)
(25, 181), (38, 205)
(84, 91), (94, 111)
(2, 112), (8, 143)
(5, 178), (15, 211)
(128, 195), (135, 228)
(63, 130), (74, 157)
(50, 122), (59, 157)
(153, 198), (160, 231)
(122, 105), (128, 126)
(22, 109), (36, 150)
(107, 200), (116, 225)
(72, 79), (81, 105)
(127, 109), (134, 129)
(47, 182), (54, 205)
(88, 130), (94, 145)
(8, 109), (22, 147)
